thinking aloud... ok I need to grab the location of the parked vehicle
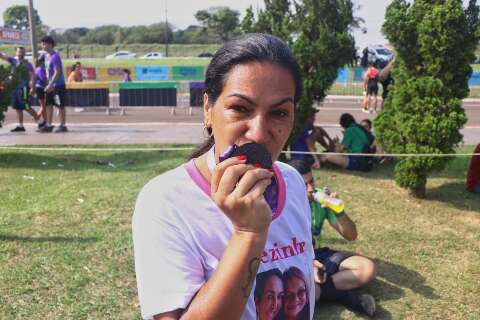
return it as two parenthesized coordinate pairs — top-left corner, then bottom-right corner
(25, 50), (46, 60)
(105, 51), (136, 59)
(361, 45), (393, 68)
(140, 52), (164, 59)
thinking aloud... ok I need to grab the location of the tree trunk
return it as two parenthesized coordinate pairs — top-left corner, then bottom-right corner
(408, 184), (426, 199)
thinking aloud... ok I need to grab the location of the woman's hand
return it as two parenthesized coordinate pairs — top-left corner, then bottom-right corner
(210, 156), (274, 235)
(313, 260), (327, 284)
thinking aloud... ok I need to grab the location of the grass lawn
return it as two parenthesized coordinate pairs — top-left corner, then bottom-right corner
(0, 145), (479, 319)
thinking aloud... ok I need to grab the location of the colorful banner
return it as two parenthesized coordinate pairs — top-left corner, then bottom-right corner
(65, 66), (97, 81)
(353, 67), (366, 82)
(135, 65), (169, 81)
(468, 72), (480, 86)
(335, 68), (349, 83)
(97, 67), (135, 81)
(0, 27), (30, 45)
(172, 66), (205, 81)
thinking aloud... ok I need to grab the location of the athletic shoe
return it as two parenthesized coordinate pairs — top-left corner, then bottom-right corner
(37, 125), (54, 133)
(10, 126), (26, 132)
(343, 291), (376, 317)
(37, 121), (46, 129)
(54, 125), (68, 133)
(362, 108), (370, 114)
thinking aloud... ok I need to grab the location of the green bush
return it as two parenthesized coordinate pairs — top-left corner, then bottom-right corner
(375, 0), (479, 197)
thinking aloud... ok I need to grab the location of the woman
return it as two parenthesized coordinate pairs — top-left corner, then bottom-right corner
(67, 62), (83, 82)
(320, 113), (372, 172)
(282, 267), (310, 320)
(133, 34), (315, 320)
(254, 269), (284, 320)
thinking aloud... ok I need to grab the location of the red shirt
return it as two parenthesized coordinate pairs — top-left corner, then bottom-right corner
(466, 144), (480, 192)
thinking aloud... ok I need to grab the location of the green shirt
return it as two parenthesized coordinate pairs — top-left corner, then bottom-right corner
(341, 124), (369, 153)
(311, 201), (338, 238)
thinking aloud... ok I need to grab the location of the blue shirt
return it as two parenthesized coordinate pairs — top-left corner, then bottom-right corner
(291, 124), (314, 161)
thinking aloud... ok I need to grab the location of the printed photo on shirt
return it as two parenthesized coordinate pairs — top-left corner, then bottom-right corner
(254, 267), (310, 320)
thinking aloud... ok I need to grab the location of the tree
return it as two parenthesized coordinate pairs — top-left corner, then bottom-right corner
(3, 5), (42, 30)
(243, 0), (356, 143)
(375, 0), (480, 198)
(195, 7), (240, 42)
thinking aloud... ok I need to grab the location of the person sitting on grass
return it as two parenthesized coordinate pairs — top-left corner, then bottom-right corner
(288, 159), (376, 317)
(320, 113), (373, 172)
(359, 119), (376, 154)
(466, 143), (480, 193)
(290, 112), (335, 169)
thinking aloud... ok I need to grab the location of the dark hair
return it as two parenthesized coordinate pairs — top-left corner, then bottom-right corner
(254, 268), (283, 303)
(360, 118), (372, 130)
(71, 64), (77, 71)
(40, 36), (55, 47)
(35, 55), (45, 68)
(16, 46), (25, 51)
(282, 266), (310, 320)
(123, 68), (131, 74)
(189, 33), (302, 160)
(339, 113), (356, 129)
(287, 159), (311, 175)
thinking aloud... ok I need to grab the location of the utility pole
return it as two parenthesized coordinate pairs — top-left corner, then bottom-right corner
(165, 0), (169, 57)
(27, 0), (38, 61)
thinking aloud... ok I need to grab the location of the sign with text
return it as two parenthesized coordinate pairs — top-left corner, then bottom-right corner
(0, 27), (30, 45)
(172, 66), (205, 81)
(135, 65), (169, 81)
(335, 68), (349, 83)
(97, 67), (135, 81)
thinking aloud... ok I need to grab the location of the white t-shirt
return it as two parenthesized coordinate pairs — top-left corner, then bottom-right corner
(133, 160), (314, 320)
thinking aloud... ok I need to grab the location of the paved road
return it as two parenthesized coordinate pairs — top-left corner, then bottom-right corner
(1, 96), (479, 146)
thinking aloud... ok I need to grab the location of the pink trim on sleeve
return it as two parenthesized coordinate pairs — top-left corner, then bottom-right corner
(184, 159), (211, 197)
(271, 163), (286, 221)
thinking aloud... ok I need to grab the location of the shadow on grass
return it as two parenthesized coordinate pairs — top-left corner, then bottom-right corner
(0, 234), (98, 243)
(372, 258), (439, 300)
(0, 149), (189, 172)
(315, 257), (439, 319)
(428, 182), (480, 212)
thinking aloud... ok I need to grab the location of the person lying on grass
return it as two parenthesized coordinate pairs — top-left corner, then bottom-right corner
(288, 159), (377, 317)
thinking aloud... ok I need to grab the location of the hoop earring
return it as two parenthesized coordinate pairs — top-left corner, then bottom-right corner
(203, 126), (213, 138)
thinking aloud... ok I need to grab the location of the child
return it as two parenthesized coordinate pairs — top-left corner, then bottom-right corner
(34, 55), (47, 130)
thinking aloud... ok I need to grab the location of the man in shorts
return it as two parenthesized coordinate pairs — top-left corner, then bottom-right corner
(289, 159), (377, 317)
(39, 36), (67, 133)
(363, 63), (379, 113)
(0, 47), (40, 132)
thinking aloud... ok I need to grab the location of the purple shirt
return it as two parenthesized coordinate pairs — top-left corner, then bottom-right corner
(45, 51), (65, 87)
(35, 66), (48, 88)
(123, 73), (132, 82)
(7, 56), (34, 75)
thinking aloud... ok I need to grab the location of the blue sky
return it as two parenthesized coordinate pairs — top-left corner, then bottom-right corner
(1, 0), (391, 49)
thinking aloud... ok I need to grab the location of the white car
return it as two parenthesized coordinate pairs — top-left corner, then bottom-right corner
(365, 45), (393, 68)
(140, 52), (164, 59)
(25, 50), (46, 60)
(105, 51), (136, 59)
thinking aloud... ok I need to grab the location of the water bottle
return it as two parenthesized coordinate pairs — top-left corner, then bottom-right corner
(313, 187), (345, 214)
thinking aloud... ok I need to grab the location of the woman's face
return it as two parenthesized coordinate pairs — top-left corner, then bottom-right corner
(256, 275), (284, 320)
(284, 276), (307, 319)
(204, 62), (296, 162)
